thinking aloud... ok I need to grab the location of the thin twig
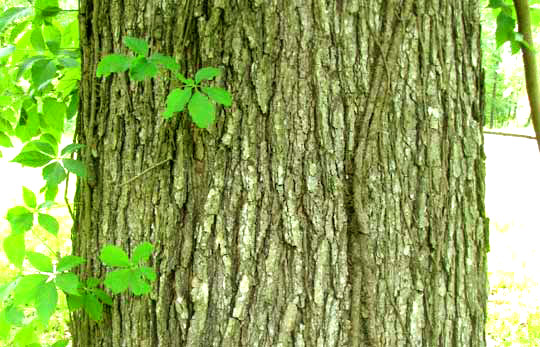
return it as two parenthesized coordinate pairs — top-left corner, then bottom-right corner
(32, 230), (59, 259)
(483, 130), (538, 140)
(65, 172), (75, 221)
(119, 158), (172, 187)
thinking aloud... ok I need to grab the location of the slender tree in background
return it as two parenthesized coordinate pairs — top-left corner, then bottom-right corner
(73, 1), (488, 346)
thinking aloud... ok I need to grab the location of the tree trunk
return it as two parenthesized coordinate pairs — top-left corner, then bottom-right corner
(490, 70), (498, 128)
(73, 1), (488, 346)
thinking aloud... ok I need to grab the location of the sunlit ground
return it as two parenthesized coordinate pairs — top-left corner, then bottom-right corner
(0, 129), (539, 344)
(485, 127), (540, 346)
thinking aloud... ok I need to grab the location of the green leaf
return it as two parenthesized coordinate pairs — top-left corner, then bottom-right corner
(93, 289), (113, 305)
(31, 59), (57, 90)
(0, 310), (11, 340)
(37, 213), (59, 236)
(194, 67), (221, 83)
(0, 132), (13, 148)
(0, 281), (17, 301)
(138, 266), (157, 281)
(4, 305), (23, 325)
(37, 201), (55, 210)
(9, 19), (29, 43)
(62, 158), (87, 177)
(66, 293), (84, 311)
(495, 12), (516, 48)
(0, 45), (15, 58)
(35, 281), (57, 325)
(16, 55), (48, 80)
(123, 36), (149, 56)
(96, 54), (132, 78)
(15, 103), (41, 142)
(163, 88), (192, 119)
(26, 251), (53, 272)
(20, 140), (56, 157)
(104, 269), (131, 293)
(41, 6), (61, 18)
(3, 233), (25, 268)
(12, 150), (53, 167)
(201, 87), (232, 107)
(13, 274), (47, 305)
(55, 272), (80, 295)
(51, 339), (69, 347)
(129, 272), (152, 295)
(487, 0), (507, 9)
(175, 72), (189, 84)
(61, 143), (85, 156)
(531, 8), (540, 27)
(129, 57), (158, 81)
(43, 24), (61, 53)
(42, 162), (66, 186)
(0, 7), (32, 33)
(34, 141), (56, 156)
(22, 187), (37, 209)
(188, 91), (216, 128)
(86, 277), (100, 289)
(511, 38), (521, 54)
(149, 53), (180, 71)
(56, 255), (85, 272)
(83, 294), (102, 321)
(100, 245), (131, 267)
(42, 97), (65, 132)
(66, 92), (78, 119)
(30, 27), (46, 51)
(44, 184), (58, 202)
(13, 323), (38, 346)
(58, 56), (79, 68)
(132, 242), (154, 264)
(39, 133), (59, 154)
(6, 206), (34, 233)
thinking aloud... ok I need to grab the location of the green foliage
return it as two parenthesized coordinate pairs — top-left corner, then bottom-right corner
(481, 0), (522, 127)
(101, 243), (156, 296)
(96, 37), (232, 128)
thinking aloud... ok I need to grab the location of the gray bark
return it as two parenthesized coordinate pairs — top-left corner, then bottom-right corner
(73, 1), (488, 346)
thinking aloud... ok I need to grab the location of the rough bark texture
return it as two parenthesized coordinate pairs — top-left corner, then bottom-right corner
(73, 1), (488, 346)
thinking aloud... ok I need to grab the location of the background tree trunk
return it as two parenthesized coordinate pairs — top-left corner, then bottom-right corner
(73, 1), (488, 346)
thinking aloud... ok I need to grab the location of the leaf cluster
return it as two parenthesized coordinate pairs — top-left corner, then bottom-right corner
(96, 37), (232, 128)
(487, 0), (540, 53)
(0, 241), (156, 345)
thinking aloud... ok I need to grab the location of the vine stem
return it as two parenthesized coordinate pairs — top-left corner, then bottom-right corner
(119, 158), (172, 187)
(513, 0), (540, 151)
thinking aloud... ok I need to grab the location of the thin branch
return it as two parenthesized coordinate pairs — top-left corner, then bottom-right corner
(483, 130), (538, 140)
(513, 0), (540, 151)
(119, 158), (172, 187)
(31, 229), (58, 259)
(65, 172), (75, 221)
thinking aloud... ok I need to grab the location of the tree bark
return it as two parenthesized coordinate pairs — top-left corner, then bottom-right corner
(73, 1), (488, 346)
